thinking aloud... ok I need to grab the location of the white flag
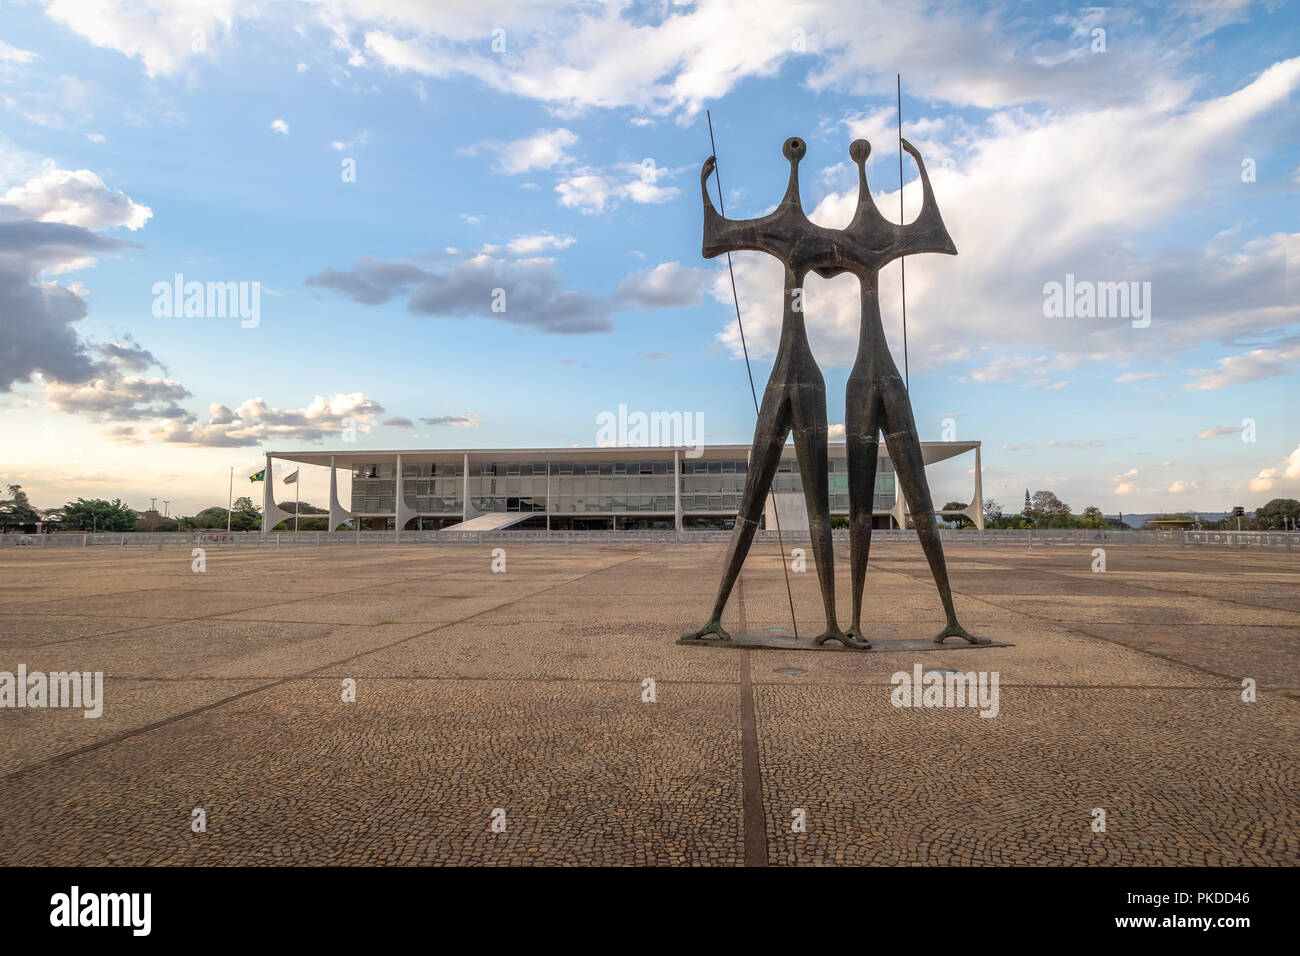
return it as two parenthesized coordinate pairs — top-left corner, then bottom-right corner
(283, 469), (299, 484)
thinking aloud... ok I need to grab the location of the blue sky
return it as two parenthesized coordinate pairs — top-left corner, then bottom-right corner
(1, 0), (1297, 516)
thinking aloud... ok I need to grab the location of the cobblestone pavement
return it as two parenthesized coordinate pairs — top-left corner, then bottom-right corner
(0, 542), (1296, 866)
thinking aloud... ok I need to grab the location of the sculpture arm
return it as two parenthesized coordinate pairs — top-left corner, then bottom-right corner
(700, 156), (790, 260)
(878, 139), (958, 265)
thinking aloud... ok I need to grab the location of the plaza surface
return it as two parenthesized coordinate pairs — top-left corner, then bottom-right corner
(0, 540), (1296, 866)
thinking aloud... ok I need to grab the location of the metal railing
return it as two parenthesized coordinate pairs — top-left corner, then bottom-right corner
(3, 528), (1296, 551)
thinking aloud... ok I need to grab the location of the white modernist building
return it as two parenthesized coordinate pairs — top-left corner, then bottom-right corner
(260, 441), (983, 533)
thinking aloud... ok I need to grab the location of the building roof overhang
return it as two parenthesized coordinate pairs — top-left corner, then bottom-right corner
(266, 441), (980, 469)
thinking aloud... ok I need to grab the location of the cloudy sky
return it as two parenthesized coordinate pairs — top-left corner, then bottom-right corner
(1, 0), (1297, 517)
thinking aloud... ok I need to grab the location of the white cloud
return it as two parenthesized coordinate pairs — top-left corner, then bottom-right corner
(957, 355), (1063, 386)
(556, 163), (682, 214)
(45, 373), (189, 421)
(1249, 444), (1300, 493)
(3, 74), (98, 130)
(45, 0), (237, 78)
(1194, 425), (1240, 440)
(108, 392), (387, 446)
(715, 58), (1300, 371)
(270, 117), (290, 135)
(467, 128), (578, 175)
(506, 232), (575, 254)
(1167, 480), (1198, 493)
(0, 40), (41, 65)
(330, 130), (370, 151)
(420, 413), (479, 427)
(840, 106), (897, 152)
(1111, 467), (1139, 495)
(555, 172), (615, 214)
(615, 261), (710, 308)
(33, 1), (1274, 124)
(1184, 346), (1300, 391)
(1, 167), (152, 231)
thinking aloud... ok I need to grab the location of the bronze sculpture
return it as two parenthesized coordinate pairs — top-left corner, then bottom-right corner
(684, 135), (988, 648)
(683, 137), (858, 648)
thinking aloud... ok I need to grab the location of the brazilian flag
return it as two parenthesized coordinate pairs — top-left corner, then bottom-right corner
(249, 469), (265, 483)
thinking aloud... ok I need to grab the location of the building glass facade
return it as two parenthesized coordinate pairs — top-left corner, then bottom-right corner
(348, 452), (896, 518)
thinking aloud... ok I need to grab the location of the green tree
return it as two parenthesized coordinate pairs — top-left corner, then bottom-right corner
(230, 496), (261, 531)
(1255, 498), (1300, 530)
(1028, 490), (1073, 528)
(1079, 505), (1107, 529)
(193, 507), (228, 530)
(192, 497), (262, 531)
(940, 501), (973, 528)
(61, 498), (138, 532)
(0, 484), (41, 526)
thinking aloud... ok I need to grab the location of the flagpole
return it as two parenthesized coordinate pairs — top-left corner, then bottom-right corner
(294, 479), (300, 533)
(227, 467), (233, 533)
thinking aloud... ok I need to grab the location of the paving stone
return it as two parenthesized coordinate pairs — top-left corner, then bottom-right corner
(0, 541), (1295, 866)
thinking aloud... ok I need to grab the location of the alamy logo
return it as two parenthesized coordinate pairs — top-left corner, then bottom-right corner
(596, 403), (705, 458)
(50, 886), (151, 936)
(152, 273), (261, 328)
(0, 665), (103, 718)
(890, 664), (1000, 718)
(1042, 273), (1151, 328)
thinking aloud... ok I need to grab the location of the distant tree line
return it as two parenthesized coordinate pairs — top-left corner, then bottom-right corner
(961, 492), (1114, 530)
(0, 485), (338, 533)
(5, 481), (1299, 534)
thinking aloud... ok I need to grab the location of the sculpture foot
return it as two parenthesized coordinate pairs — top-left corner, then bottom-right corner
(932, 622), (991, 645)
(813, 627), (869, 649)
(683, 619), (731, 642)
(844, 625), (872, 650)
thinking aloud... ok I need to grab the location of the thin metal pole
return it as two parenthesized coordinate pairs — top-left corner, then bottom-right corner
(705, 109), (799, 640)
(897, 73), (909, 391)
(227, 467), (233, 533)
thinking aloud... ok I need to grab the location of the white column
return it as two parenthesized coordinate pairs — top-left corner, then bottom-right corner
(673, 449), (682, 530)
(462, 453), (470, 522)
(395, 454), (415, 541)
(889, 452), (906, 530)
(328, 455), (353, 532)
(973, 444), (984, 530)
(262, 453), (272, 532)
(261, 453), (292, 533)
(546, 460), (552, 532)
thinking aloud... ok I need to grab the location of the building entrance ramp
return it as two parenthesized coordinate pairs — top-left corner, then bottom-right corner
(439, 512), (537, 532)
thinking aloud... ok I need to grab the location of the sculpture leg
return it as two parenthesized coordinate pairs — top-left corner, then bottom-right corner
(879, 373), (989, 645)
(683, 381), (793, 641)
(789, 367), (862, 647)
(845, 370), (884, 645)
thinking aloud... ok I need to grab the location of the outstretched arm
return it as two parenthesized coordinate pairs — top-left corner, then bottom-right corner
(877, 139), (957, 265)
(700, 156), (792, 261)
